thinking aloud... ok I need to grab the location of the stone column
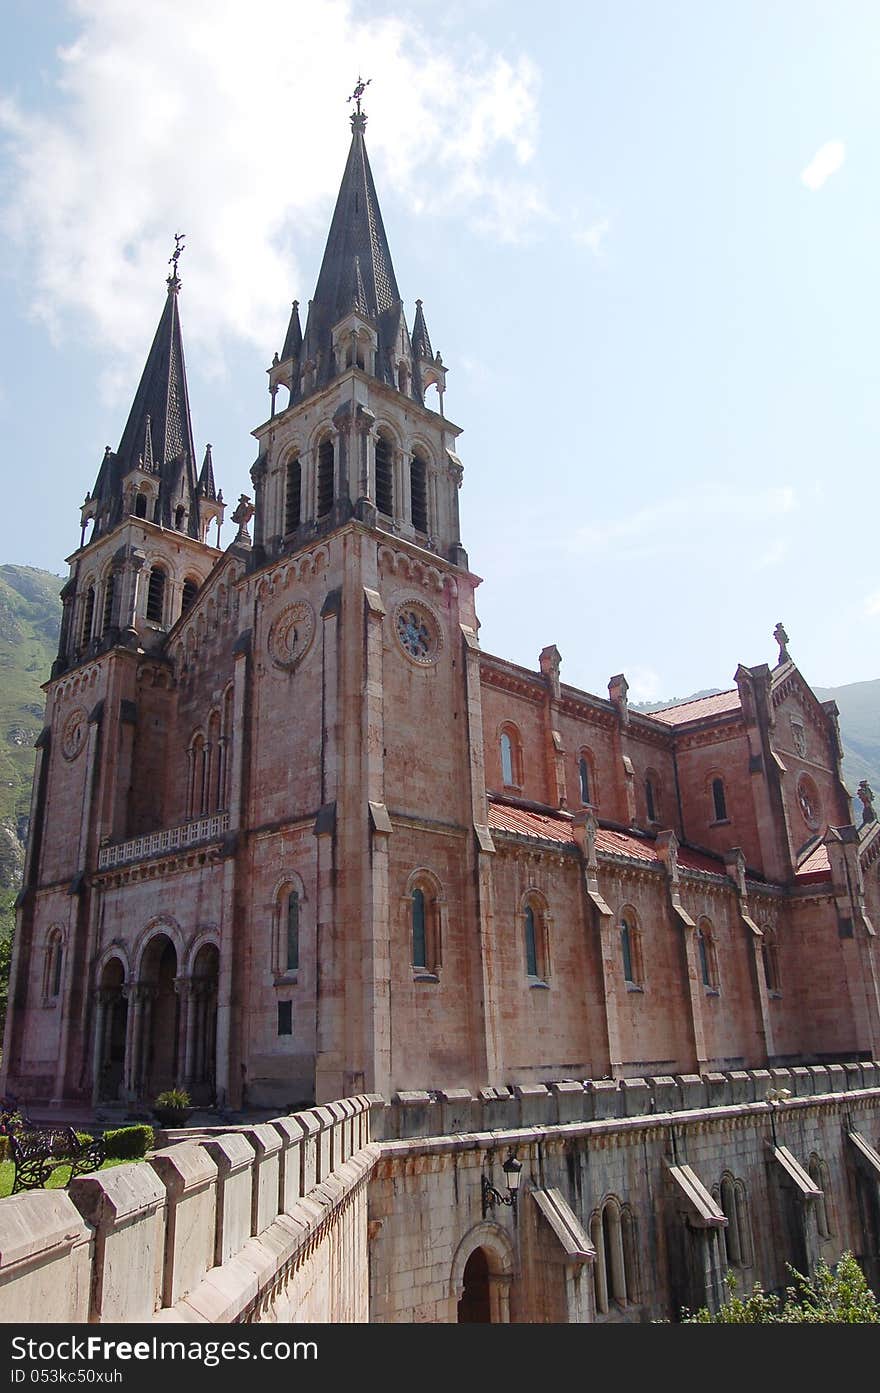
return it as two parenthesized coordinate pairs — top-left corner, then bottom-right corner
(89, 989), (109, 1106)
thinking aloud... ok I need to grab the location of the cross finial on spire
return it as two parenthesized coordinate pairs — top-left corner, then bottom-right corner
(167, 231), (186, 291)
(773, 622), (790, 664)
(348, 75), (371, 113)
(347, 75), (371, 130)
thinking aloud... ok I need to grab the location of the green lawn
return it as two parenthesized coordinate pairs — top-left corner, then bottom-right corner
(0, 1155), (133, 1199)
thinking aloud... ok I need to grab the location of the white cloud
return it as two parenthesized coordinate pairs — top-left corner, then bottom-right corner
(573, 216), (611, 255)
(567, 483), (797, 557)
(800, 140), (846, 192)
(865, 592), (880, 617)
(0, 0), (542, 392)
(626, 666), (663, 703)
(753, 538), (789, 571)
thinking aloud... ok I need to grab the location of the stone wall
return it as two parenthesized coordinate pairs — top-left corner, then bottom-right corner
(369, 1082), (880, 1323)
(0, 1094), (381, 1325)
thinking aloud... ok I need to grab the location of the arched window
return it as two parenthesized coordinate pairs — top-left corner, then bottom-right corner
(285, 456), (301, 533)
(285, 890), (300, 972)
(412, 887), (427, 969)
(101, 573), (116, 635)
(410, 450), (428, 533)
(407, 874), (443, 977)
(146, 566), (166, 624)
(181, 578), (198, 617)
(591, 1199), (637, 1314)
(645, 772), (659, 823)
(188, 733), (207, 818)
(81, 586), (95, 648)
(522, 895), (549, 982)
(762, 926), (780, 993)
(620, 909), (642, 988)
(499, 724), (522, 790)
(808, 1155), (832, 1239)
(697, 917), (718, 990)
(711, 777), (728, 822)
(719, 1174), (752, 1268)
(44, 930), (64, 1001)
(134, 491), (148, 519)
(317, 438), (334, 518)
(175, 504), (186, 531)
(578, 751), (594, 806)
(524, 905), (538, 977)
(375, 434), (394, 517)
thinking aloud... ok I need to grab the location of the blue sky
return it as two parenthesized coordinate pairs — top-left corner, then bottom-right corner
(1, 0), (878, 702)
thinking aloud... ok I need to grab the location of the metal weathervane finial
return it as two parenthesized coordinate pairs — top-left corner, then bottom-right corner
(168, 231), (186, 281)
(347, 75), (371, 114)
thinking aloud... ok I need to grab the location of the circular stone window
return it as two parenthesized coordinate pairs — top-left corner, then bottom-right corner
(797, 775), (821, 831)
(394, 600), (441, 666)
(61, 706), (88, 762)
(268, 601), (316, 671)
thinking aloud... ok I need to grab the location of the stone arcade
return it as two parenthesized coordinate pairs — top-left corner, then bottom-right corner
(2, 96), (880, 1322)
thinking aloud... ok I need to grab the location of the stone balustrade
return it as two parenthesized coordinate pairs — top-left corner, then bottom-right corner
(377, 1060), (880, 1139)
(97, 813), (230, 869)
(0, 1093), (382, 1325)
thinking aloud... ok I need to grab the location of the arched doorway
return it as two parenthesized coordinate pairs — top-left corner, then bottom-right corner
(140, 935), (179, 1098)
(450, 1222), (515, 1323)
(95, 958), (127, 1102)
(457, 1247), (491, 1322)
(188, 943), (219, 1104)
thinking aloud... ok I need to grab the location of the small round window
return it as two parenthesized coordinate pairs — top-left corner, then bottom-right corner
(394, 600), (440, 666)
(797, 775), (821, 831)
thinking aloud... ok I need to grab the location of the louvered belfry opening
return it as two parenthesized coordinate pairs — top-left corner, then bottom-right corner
(375, 434), (393, 517)
(317, 439), (334, 518)
(285, 456), (302, 533)
(410, 451), (428, 532)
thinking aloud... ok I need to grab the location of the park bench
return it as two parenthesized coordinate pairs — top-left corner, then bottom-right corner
(9, 1124), (105, 1193)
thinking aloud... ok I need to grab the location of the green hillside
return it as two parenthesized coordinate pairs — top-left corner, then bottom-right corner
(0, 565), (63, 1035)
(814, 679), (880, 806)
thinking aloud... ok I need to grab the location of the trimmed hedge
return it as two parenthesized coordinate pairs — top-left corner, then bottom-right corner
(101, 1124), (154, 1159)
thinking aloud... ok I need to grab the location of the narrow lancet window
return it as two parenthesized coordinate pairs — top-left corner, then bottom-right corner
(410, 451), (428, 532)
(285, 456), (301, 533)
(375, 435), (393, 516)
(317, 439), (334, 518)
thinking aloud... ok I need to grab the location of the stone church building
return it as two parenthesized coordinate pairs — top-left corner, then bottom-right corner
(3, 98), (880, 1322)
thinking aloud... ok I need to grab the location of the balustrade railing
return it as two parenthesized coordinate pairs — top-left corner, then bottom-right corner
(98, 813), (230, 868)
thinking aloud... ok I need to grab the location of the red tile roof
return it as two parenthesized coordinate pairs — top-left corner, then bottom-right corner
(488, 802), (576, 845)
(796, 842), (831, 881)
(486, 802), (727, 876)
(648, 689), (741, 725)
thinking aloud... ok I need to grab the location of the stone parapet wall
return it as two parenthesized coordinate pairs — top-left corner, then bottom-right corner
(370, 1086), (880, 1323)
(377, 1061), (880, 1139)
(0, 1093), (382, 1325)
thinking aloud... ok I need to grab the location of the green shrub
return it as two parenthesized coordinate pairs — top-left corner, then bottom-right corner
(74, 1131), (94, 1147)
(684, 1253), (880, 1323)
(154, 1088), (190, 1110)
(102, 1124), (154, 1159)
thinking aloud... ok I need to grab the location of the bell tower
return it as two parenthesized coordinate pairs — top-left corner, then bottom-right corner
(251, 87), (467, 571)
(54, 242), (225, 676)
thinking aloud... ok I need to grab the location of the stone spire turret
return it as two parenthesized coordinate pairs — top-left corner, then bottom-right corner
(81, 240), (200, 543)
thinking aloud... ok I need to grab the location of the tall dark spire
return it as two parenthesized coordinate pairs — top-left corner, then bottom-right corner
(297, 94), (402, 395)
(85, 244), (200, 541)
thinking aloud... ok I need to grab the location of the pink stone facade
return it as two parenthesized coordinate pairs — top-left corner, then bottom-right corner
(3, 113), (879, 1125)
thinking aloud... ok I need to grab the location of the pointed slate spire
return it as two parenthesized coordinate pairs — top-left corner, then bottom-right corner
(298, 99), (401, 395)
(86, 245), (201, 541)
(411, 299), (433, 361)
(281, 300), (302, 362)
(197, 443), (217, 501)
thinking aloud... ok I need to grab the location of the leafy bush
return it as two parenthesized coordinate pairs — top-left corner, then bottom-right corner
(154, 1088), (190, 1110)
(102, 1124), (154, 1159)
(684, 1253), (880, 1323)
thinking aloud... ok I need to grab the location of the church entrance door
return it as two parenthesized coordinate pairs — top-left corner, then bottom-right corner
(457, 1247), (492, 1322)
